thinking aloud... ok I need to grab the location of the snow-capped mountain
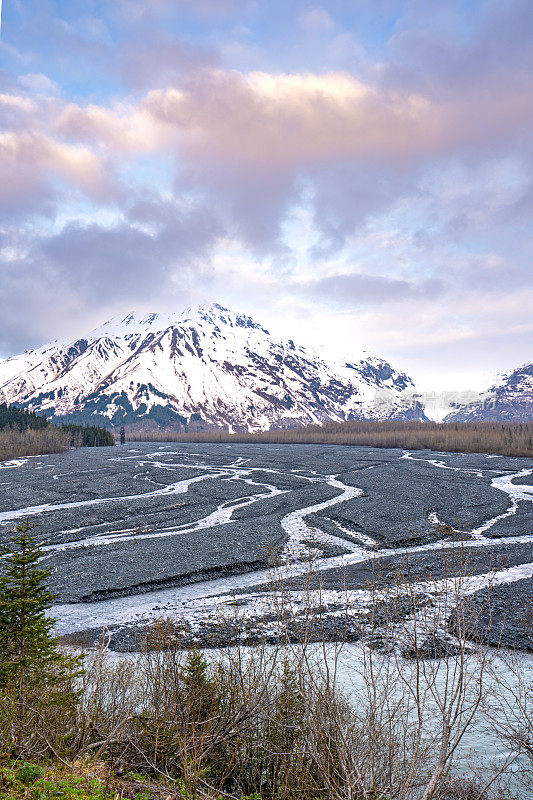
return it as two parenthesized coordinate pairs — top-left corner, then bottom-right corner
(445, 363), (533, 422)
(0, 304), (424, 431)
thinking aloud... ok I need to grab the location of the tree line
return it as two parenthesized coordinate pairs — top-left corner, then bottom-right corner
(134, 419), (533, 458)
(61, 424), (115, 448)
(0, 403), (114, 460)
(0, 403), (49, 431)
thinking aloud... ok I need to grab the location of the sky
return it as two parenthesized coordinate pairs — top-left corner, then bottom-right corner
(0, 0), (532, 391)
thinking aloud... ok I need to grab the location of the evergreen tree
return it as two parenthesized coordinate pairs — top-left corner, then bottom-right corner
(0, 403), (48, 431)
(61, 423), (115, 448)
(120, 425), (126, 445)
(0, 519), (81, 753)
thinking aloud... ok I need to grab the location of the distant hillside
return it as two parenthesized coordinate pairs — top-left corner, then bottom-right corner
(445, 363), (533, 422)
(0, 305), (530, 428)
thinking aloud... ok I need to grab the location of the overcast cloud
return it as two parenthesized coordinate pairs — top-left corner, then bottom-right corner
(0, 0), (531, 389)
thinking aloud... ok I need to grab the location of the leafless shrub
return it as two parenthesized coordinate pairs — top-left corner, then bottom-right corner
(438, 778), (495, 799)
(0, 426), (70, 460)
(1, 556), (530, 799)
(130, 420), (533, 458)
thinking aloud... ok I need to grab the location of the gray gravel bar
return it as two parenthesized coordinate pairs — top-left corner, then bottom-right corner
(0, 442), (532, 649)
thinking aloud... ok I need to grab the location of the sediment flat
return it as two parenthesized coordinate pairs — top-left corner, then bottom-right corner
(0, 442), (531, 650)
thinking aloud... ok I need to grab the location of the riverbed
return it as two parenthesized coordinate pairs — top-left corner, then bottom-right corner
(0, 442), (531, 651)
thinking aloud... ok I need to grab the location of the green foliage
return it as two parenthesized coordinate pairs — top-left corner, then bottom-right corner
(0, 763), (127, 800)
(0, 520), (82, 754)
(14, 764), (43, 785)
(0, 405), (48, 432)
(60, 424), (115, 448)
(0, 520), (59, 686)
(180, 649), (209, 689)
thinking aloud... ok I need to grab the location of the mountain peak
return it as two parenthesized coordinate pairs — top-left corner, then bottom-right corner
(0, 305), (422, 431)
(90, 304), (270, 340)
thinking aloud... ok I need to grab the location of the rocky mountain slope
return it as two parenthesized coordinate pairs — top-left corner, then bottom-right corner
(445, 363), (533, 422)
(0, 305), (424, 430)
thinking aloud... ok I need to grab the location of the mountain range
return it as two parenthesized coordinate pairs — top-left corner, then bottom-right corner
(0, 304), (530, 429)
(445, 363), (533, 422)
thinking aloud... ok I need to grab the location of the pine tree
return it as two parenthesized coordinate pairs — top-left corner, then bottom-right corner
(0, 519), (81, 753)
(120, 425), (126, 445)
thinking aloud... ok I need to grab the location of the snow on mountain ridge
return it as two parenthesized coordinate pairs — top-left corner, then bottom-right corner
(442, 362), (533, 422)
(0, 304), (424, 430)
(89, 305), (269, 340)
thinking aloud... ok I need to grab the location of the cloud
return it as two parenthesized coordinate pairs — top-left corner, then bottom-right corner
(0, 0), (532, 387)
(142, 71), (433, 165)
(382, 0), (533, 95)
(25, 59), (523, 255)
(0, 257), (76, 355)
(0, 195), (224, 354)
(39, 199), (224, 301)
(298, 6), (336, 34)
(55, 101), (165, 154)
(302, 272), (445, 306)
(18, 73), (59, 94)
(119, 34), (218, 92)
(142, 68), (533, 168)
(0, 129), (114, 215)
(114, 0), (245, 22)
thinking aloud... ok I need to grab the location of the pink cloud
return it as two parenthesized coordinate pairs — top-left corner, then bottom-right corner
(2, 61), (532, 247)
(140, 69), (533, 166)
(49, 68), (531, 172)
(0, 130), (111, 198)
